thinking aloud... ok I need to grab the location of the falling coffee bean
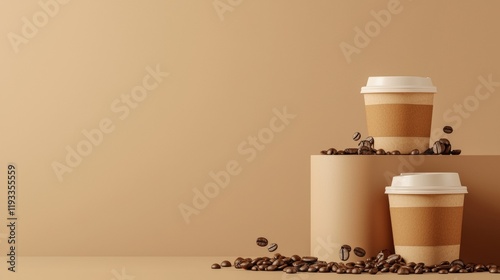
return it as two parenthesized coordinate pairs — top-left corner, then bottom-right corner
(256, 237), (268, 247)
(353, 247), (366, 257)
(352, 132), (361, 141)
(443, 126), (453, 134)
(268, 243), (278, 252)
(340, 246), (350, 261)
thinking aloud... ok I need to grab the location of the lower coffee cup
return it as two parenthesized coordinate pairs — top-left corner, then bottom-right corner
(385, 172), (467, 265)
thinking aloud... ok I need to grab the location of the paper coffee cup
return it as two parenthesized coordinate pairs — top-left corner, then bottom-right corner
(385, 173), (467, 265)
(361, 76), (436, 154)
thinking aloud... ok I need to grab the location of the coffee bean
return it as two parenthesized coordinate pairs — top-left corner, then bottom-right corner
(234, 257), (244, 268)
(366, 136), (374, 146)
(344, 148), (359, 154)
(351, 267), (362, 274)
(336, 268), (346, 274)
(397, 266), (410, 275)
(451, 149), (462, 155)
(320, 150), (327, 155)
(410, 149), (420, 155)
(266, 265), (277, 271)
(221, 260), (231, 267)
(326, 148), (337, 155)
(290, 255), (301, 262)
(433, 141), (445, 154)
(391, 150), (401, 155)
(369, 267), (378, 274)
(386, 254), (400, 264)
(267, 243), (278, 252)
(423, 148), (435, 155)
(438, 269), (449, 274)
(302, 256), (318, 263)
(278, 264), (288, 270)
(451, 259), (465, 267)
(299, 264), (309, 272)
(256, 237), (268, 247)
(319, 266), (330, 273)
(341, 244), (352, 252)
(475, 264), (487, 272)
(414, 267), (424, 274)
(358, 145), (372, 155)
(240, 261), (251, 270)
(251, 265), (258, 271)
(211, 263), (221, 269)
(307, 266), (318, 272)
(449, 265), (461, 273)
(443, 126), (453, 134)
(353, 247), (366, 257)
(339, 246), (350, 261)
(358, 140), (371, 147)
(284, 266), (297, 274)
(272, 259), (284, 266)
(352, 132), (361, 141)
(376, 149), (386, 155)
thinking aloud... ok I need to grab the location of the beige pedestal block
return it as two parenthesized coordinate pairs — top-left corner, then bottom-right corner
(311, 155), (500, 264)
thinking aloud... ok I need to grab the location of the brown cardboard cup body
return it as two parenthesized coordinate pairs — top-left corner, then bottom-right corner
(388, 194), (464, 265)
(364, 92), (434, 154)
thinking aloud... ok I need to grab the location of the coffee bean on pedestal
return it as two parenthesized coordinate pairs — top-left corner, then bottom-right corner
(326, 148), (337, 155)
(366, 136), (374, 146)
(433, 141), (445, 154)
(423, 148), (434, 155)
(256, 237), (268, 247)
(352, 132), (361, 141)
(267, 243), (278, 252)
(344, 148), (359, 154)
(358, 146), (372, 155)
(443, 126), (453, 134)
(358, 140), (371, 147)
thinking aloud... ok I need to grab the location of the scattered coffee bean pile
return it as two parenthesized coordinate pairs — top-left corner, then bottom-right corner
(320, 126), (461, 155)
(211, 237), (499, 274)
(212, 250), (500, 274)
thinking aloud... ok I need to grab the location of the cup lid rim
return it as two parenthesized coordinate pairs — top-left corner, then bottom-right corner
(361, 76), (437, 93)
(385, 186), (468, 194)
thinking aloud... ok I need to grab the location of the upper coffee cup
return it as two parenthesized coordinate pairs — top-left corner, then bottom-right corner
(361, 76), (437, 154)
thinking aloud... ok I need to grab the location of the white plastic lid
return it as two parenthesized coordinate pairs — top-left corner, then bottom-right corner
(385, 172), (467, 194)
(361, 76), (437, 93)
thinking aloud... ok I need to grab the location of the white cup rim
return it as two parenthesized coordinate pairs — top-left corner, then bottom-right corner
(361, 76), (437, 93)
(386, 172), (468, 194)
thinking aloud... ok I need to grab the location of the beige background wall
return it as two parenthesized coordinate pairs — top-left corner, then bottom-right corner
(0, 0), (499, 256)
